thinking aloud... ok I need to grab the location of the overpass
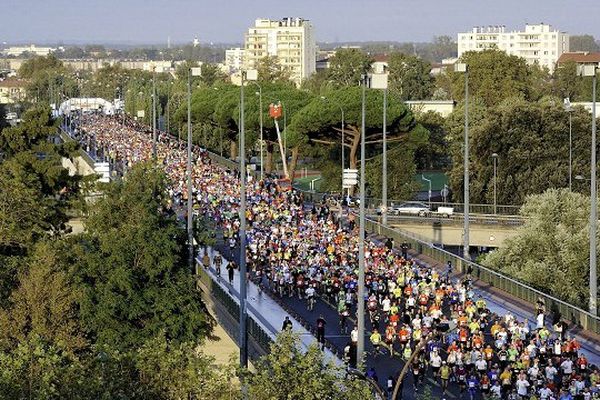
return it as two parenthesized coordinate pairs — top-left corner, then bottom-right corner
(382, 214), (523, 248)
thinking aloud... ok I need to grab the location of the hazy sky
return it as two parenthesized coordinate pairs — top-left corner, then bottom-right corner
(2, 0), (599, 45)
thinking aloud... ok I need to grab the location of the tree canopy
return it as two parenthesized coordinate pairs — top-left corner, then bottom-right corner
(483, 188), (596, 308)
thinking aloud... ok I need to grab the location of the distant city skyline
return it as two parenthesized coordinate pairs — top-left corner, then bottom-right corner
(2, 0), (600, 46)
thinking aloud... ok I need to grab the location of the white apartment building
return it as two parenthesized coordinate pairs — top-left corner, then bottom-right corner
(458, 23), (569, 72)
(3, 44), (58, 57)
(225, 47), (245, 74)
(243, 17), (316, 85)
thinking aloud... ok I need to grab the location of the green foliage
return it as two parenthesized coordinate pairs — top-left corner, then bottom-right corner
(136, 332), (238, 399)
(0, 241), (85, 353)
(569, 35), (600, 52)
(388, 52), (435, 100)
(256, 56), (294, 84)
(552, 60), (600, 102)
(0, 106), (84, 255)
(482, 189), (595, 307)
(365, 143), (421, 200)
(247, 331), (372, 400)
(446, 97), (594, 205)
(18, 55), (64, 79)
(81, 63), (131, 100)
(444, 49), (549, 107)
(326, 48), (374, 87)
(71, 163), (212, 350)
(414, 111), (449, 170)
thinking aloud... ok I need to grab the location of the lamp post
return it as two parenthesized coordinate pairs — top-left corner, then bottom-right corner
(492, 153), (498, 215)
(369, 72), (389, 225)
(421, 174), (432, 207)
(357, 73), (369, 370)
(320, 96), (345, 216)
(249, 82), (263, 180)
(239, 69), (258, 370)
(579, 64), (598, 315)
(152, 65), (157, 160)
(564, 98), (573, 191)
(187, 67), (202, 278)
(455, 62), (470, 260)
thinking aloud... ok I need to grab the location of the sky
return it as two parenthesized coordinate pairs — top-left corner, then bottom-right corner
(1, 0), (600, 45)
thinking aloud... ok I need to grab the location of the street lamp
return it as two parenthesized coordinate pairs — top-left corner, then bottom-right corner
(239, 68), (258, 370)
(492, 153), (498, 215)
(369, 72), (389, 225)
(564, 98), (573, 191)
(187, 66), (202, 280)
(421, 174), (432, 207)
(248, 82), (263, 180)
(356, 73), (369, 370)
(152, 65), (157, 160)
(455, 62), (470, 260)
(320, 95), (345, 215)
(578, 64), (598, 315)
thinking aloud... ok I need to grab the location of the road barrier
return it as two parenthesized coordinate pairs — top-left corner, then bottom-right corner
(201, 149), (600, 336)
(364, 217), (600, 334)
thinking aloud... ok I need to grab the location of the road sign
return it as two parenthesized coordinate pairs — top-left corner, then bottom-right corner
(343, 168), (359, 187)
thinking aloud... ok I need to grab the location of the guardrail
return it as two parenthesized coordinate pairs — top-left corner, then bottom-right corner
(197, 266), (273, 357)
(201, 151), (600, 335)
(364, 218), (600, 335)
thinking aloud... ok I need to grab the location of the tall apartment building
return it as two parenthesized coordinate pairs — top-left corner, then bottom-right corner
(458, 23), (569, 72)
(243, 17), (316, 85)
(225, 47), (245, 74)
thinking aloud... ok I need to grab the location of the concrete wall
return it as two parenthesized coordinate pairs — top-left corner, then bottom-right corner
(390, 221), (518, 248)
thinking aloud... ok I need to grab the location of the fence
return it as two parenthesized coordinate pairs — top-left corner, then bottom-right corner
(197, 266), (273, 357)
(202, 149), (600, 335)
(364, 217), (600, 334)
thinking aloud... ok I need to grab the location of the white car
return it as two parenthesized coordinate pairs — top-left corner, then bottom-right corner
(393, 202), (430, 217)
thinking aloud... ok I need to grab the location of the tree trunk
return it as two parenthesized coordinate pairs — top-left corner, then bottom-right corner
(229, 140), (237, 160)
(288, 146), (300, 182)
(265, 142), (274, 173)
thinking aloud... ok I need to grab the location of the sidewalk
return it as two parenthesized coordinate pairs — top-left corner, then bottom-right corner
(198, 247), (342, 366)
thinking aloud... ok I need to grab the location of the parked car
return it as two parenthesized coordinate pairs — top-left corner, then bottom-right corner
(433, 206), (454, 218)
(392, 202), (430, 216)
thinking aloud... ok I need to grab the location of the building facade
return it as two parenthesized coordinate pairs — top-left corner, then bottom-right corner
(225, 47), (245, 74)
(3, 45), (58, 57)
(458, 23), (569, 72)
(243, 17), (316, 85)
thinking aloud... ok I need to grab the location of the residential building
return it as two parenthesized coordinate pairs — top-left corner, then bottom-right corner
(458, 23), (569, 72)
(3, 44), (58, 57)
(243, 17), (316, 85)
(405, 100), (456, 118)
(557, 52), (600, 68)
(0, 79), (26, 104)
(225, 47), (245, 74)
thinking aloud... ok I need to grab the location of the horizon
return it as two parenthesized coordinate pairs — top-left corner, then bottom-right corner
(1, 0), (600, 46)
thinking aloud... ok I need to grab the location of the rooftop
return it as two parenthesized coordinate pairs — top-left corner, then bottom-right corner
(557, 52), (600, 64)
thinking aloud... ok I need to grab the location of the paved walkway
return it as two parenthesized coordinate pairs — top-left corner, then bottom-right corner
(198, 247), (342, 366)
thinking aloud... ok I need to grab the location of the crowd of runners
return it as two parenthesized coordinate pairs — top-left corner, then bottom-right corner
(73, 113), (600, 399)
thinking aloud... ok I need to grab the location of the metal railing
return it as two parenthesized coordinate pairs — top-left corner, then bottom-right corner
(197, 266), (273, 356)
(363, 218), (600, 334)
(201, 150), (600, 335)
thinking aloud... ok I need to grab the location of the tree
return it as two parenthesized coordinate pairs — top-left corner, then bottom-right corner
(365, 144), (421, 200)
(414, 111), (449, 170)
(0, 106), (83, 255)
(569, 35), (600, 52)
(482, 188), (595, 307)
(199, 63), (228, 86)
(286, 87), (425, 177)
(136, 333), (238, 400)
(71, 163), (212, 350)
(443, 49), (549, 107)
(326, 48), (374, 87)
(247, 331), (372, 400)
(0, 241), (85, 353)
(256, 56), (293, 84)
(18, 55), (64, 79)
(445, 97), (594, 205)
(388, 52), (434, 100)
